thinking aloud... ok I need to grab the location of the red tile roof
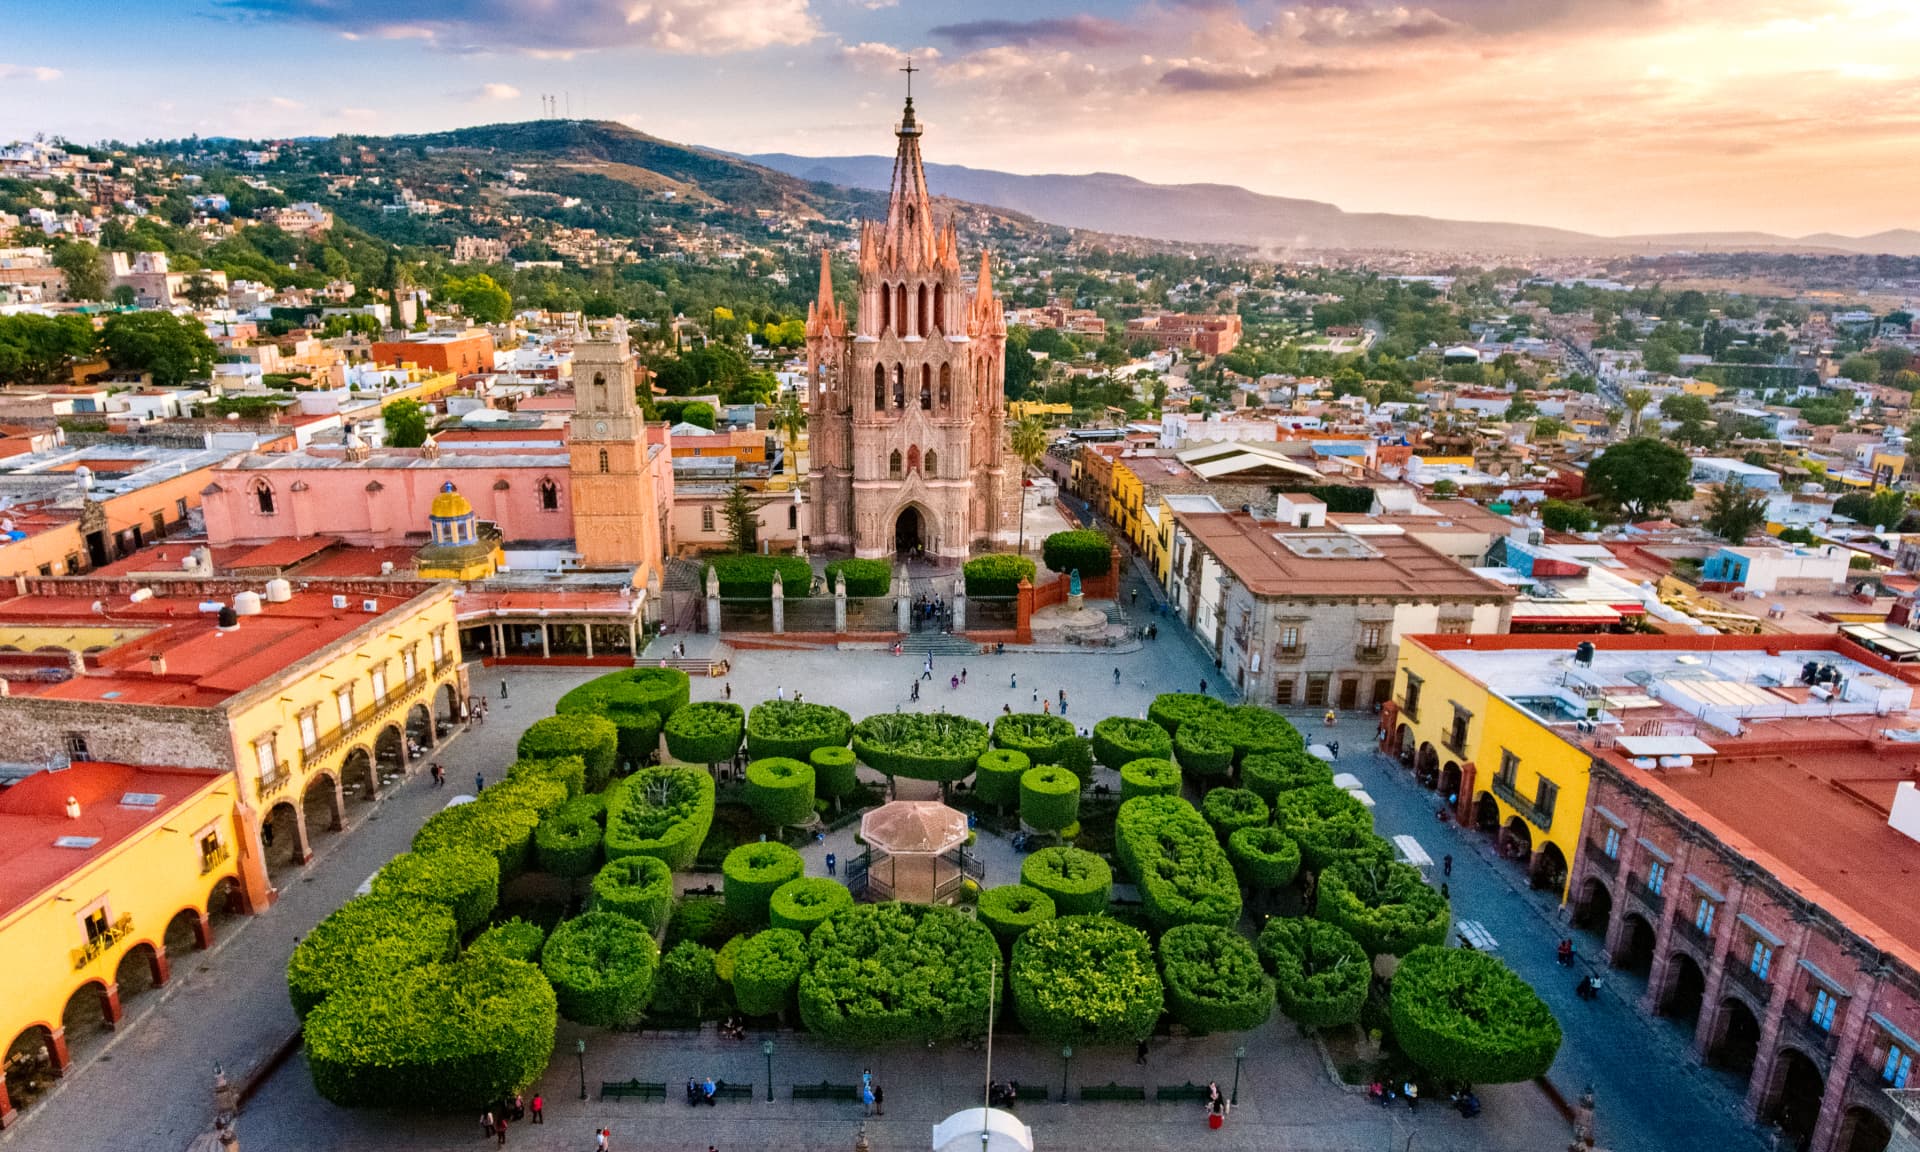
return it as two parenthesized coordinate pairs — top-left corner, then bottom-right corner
(1176, 509), (1514, 600)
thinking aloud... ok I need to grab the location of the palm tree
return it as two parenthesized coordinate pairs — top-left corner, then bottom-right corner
(1623, 389), (1652, 437)
(771, 390), (807, 485)
(1009, 415), (1050, 558)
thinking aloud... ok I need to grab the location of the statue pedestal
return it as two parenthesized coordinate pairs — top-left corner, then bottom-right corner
(1068, 592), (1084, 612)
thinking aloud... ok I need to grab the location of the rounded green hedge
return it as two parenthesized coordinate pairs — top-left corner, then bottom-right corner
(1390, 946), (1562, 1084)
(287, 895), (458, 1019)
(541, 911), (660, 1027)
(723, 841), (806, 925)
(747, 700), (854, 762)
(974, 748), (1032, 809)
(603, 765), (716, 871)
(705, 553), (812, 599)
(1019, 765), (1080, 833)
(1315, 859), (1451, 957)
(733, 928), (808, 1017)
(1201, 787), (1268, 839)
(963, 553), (1036, 597)
(824, 557), (892, 598)
(1241, 749), (1334, 802)
(508, 754), (587, 800)
(1158, 923), (1272, 1035)
(411, 794), (544, 878)
(1113, 796), (1242, 932)
(517, 715), (617, 792)
(768, 877), (854, 935)
(1041, 528), (1112, 577)
(653, 941), (722, 1020)
(1119, 757), (1181, 801)
(557, 666), (688, 768)
(305, 953), (555, 1110)
(1020, 846), (1112, 917)
(1092, 716), (1173, 769)
(1228, 825), (1302, 889)
(533, 803), (604, 878)
(809, 745), (859, 802)
(1273, 784), (1383, 872)
(664, 701), (745, 765)
(1258, 917), (1368, 1030)
(993, 713), (1083, 776)
(370, 848), (500, 936)
(745, 756), (816, 828)
(976, 884), (1057, 945)
(468, 918), (546, 964)
(1146, 692), (1228, 738)
(1011, 916), (1163, 1045)
(851, 713), (991, 782)
(1217, 706), (1304, 763)
(798, 903), (999, 1046)
(588, 854), (675, 931)
(1173, 724), (1235, 779)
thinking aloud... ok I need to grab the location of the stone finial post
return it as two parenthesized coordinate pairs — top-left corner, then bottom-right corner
(834, 571), (848, 633)
(952, 574), (967, 633)
(705, 564), (722, 635)
(771, 569), (786, 635)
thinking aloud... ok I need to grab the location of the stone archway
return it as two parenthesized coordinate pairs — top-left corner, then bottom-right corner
(894, 504), (931, 558)
(1415, 742), (1439, 786)
(407, 702), (435, 751)
(1616, 911), (1657, 975)
(1710, 996), (1762, 1077)
(1837, 1106), (1894, 1152)
(260, 799), (306, 876)
(1395, 724), (1414, 764)
(1573, 874), (1614, 934)
(4, 1026), (64, 1119)
(114, 941), (167, 1003)
(60, 981), (116, 1063)
(164, 907), (209, 961)
(1531, 841), (1569, 894)
(1765, 1047), (1826, 1149)
(1659, 949), (1707, 1026)
(302, 772), (345, 844)
(1503, 815), (1534, 867)
(1473, 793), (1500, 835)
(438, 681), (462, 728)
(341, 746), (379, 806)
(1438, 761), (1462, 802)
(374, 724), (406, 775)
(207, 876), (244, 936)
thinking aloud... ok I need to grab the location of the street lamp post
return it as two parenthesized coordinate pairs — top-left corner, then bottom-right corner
(576, 1038), (587, 1101)
(763, 1039), (775, 1103)
(1061, 1046), (1073, 1103)
(1230, 1045), (1245, 1107)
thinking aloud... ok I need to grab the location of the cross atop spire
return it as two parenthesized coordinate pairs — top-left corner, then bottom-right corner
(901, 57), (918, 99)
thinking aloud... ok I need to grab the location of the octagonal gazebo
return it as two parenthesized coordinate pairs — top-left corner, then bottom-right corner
(855, 801), (980, 903)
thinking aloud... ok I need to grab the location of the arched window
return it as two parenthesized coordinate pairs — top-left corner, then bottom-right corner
(907, 446), (921, 474)
(933, 284), (945, 334)
(895, 284), (908, 336)
(538, 477), (559, 511)
(938, 363), (951, 410)
(598, 449), (609, 474)
(917, 284), (929, 337)
(881, 286), (892, 335)
(924, 449), (938, 478)
(593, 372), (607, 407)
(919, 365), (932, 410)
(874, 364), (887, 412)
(252, 480), (274, 515)
(892, 364), (905, 410)
(889, 450), (902, 479)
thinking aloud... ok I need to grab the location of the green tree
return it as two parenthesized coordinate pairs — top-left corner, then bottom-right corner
(98, 310), (216, 386)
(444, 273), (512, 324)
(1659, 393), (1711, 424)
(721, 482), (759, 553)
(1703, 480), (1768, 543)
(1835, 488), (1907, 531)
(1585, 438), (1693, 519)
(1622, 389), (1652, 436)
(1839, 354), (1884, 384)
(0, 314), (98, 387)
(769, 391), (807, 482)
(1009, 416), (1049, 558)
(51, 241), (106, 301)
(383, 398), (429, 448)
(1538, 499), (1595, 533)
(1643, 342), (1681, 375)
(182, 272), (224, 310)
(1503, 396), (1539, 422)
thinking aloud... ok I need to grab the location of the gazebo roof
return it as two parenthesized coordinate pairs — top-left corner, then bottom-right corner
(860, 800), (967, 855)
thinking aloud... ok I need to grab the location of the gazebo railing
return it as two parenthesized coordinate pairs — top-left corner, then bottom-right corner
(846, 850), (874, 898)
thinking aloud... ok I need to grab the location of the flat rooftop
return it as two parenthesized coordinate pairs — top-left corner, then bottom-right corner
(1178, 509), (1514, 600)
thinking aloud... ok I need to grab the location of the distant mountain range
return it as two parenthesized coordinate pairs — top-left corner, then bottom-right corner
(747, 152), (1920, 257)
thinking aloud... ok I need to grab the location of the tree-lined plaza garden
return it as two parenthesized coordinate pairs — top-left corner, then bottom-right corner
(288, 671), (1558, 1112)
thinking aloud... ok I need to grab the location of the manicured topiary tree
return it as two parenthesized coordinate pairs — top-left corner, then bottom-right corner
(541, 911), (660, 1027)
(1201, 787), (1268, 840)
(371, 848), (500, 935)
(534, 799), (604, 878)
(653, 941), (723, 1021)
(824, 557), (891, 597)
(1042, 528), (1112, 577)
(768, 877), (853, 935)
(517, 715), (618, 792)
(1273, 784), (1384, 872)
(664, 701), (744, 766)
(704, 553), (812, 598)
(733, 928), (808, 1018)
(508, 754), (587, 800)
(557, 666), (688, 768)
(1315, 859), (1451, 957)
(973, 748), (1031, 812)
(1120, 757), (1181, 800)
(602, 765), (716, 870)
(993, 713), (1082, 779)
(588, 854), (675, 931)
(976, 884), (1057, 946)
(747, 700), (854, 762)
(798, 903), (999, 1046)
(851, 712), (991, 785)
(1092, 716), (1172, 769)
(809, 745), (860, 811)
(723, 841), (805, 926)
(287, 895), (458, 1019)
(1259, 917), (1369, 1030)
(963, 553), (1035, 597)
(1019, 765), (1080, 834)
(1228, 825), (1302, 890)
(1012, 916), (1162, 1045)
(1020, 846), (1112, 917)
(468, 918), (545, 964)
(744, 756), (816, 829)
(1174, 723), (1235, 780)
(1147, 692), (1228, 738)
(478, 772), (569, 821)
(1113, 796), (1242, 931)
(1390, 946), (1562, 1084)
(1158, 923), (1272, 1035)
(1215, 705), (1305, 765)
(1241, 749), (1333, 803)
(411, 792), (545, 878)
(304, 953), (555, 1109)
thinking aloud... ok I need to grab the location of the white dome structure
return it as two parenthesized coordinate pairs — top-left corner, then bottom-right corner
(932, 1108), (1032, 1152)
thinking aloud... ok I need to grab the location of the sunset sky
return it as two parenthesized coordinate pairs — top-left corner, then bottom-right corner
(4, 0), (1917, 238)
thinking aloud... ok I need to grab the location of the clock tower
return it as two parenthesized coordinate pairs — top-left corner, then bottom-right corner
(568, 320), (668, 577)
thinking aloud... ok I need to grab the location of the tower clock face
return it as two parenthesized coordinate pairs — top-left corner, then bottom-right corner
(594, 420), (609, 435)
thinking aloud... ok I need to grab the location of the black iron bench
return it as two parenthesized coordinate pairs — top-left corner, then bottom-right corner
(1155, 1082), (1212, 1104)
(600, 1079), (666, 1101)
(1080, 1082), (1146, 1102)
(711, 1081), (754, 1102)
(792, 1081), (861, 1102)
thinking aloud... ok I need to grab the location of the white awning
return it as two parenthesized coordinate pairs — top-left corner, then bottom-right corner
(1392, 834), (1433, 869)
(1615, 735), (1718, 757)
(933, 1108), (1033, 1152)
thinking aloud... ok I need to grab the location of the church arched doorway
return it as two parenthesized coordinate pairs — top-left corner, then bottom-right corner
(894, 506), (924, 558)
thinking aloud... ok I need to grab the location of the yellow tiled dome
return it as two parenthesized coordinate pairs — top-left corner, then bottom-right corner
(429, 482), (471, 520)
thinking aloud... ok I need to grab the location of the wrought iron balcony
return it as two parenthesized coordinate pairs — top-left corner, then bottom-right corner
(1726, 961), (1771, 1005)
(1672, 915), (1718, 961)
(1626, 873), (1665, 915)
(71, 913), (133, 971)
(1491, 777), (1553, 831)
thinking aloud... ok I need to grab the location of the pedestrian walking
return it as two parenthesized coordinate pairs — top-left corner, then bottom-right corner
(961, 668), (967, 685)
(530, 1095), (542, 1124)
(1042, 699), (1050, 715)
(1115, 667), (1122, 683)
(1011, 672), (1017, 689)
(475, 770), (485, 793)
(597, 1129), (610, 1152)
(511, 1093), (524, 1120)
(777, 685), (785, 701)
(724, 682), (732, 700)
(1442, 853), (1453, 878)
(1131, 588), (1139, 607)
(431, 762), (444, 787)
(500, 678), (509, 699)
(874, 1084), (884, 1116)
(495, 1113), (508, 1145)
(1136, 1038), (1149, 1065)
(826, 852), (837, 877)
(862, 1083), (875, 1116)
(1328, 739), (1340, 760)
(1199, 678), (1208, 695)
(482, 1111), (494, 1139)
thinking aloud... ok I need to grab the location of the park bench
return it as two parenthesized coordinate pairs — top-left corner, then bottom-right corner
(792, 1081), (861, 1102)
(711, 1081), (754, 1102)
(599, 1079), (666, 1101)
(1079, 1082), (1146, 1102)
(1155, 1082), (1213, 1104)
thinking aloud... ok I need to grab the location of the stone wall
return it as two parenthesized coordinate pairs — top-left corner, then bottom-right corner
(0, 697), (237, 771)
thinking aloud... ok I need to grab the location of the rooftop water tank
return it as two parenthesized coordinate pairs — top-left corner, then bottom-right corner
(264, 579), (292, 603)
(232, 590), (263, 616)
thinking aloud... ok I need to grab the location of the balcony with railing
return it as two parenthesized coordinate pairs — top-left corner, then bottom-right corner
(1398, 694), (1420, 722)
(257, 762), (293, 799)
(1354, 644), (1390, 664)
(1851, 1055), (1909, 1108)
(1626, 873), (1666, 915)
(1442, 729), (1469, 757)
(1585, 835), (1618, 869)
(199, 842), (231, 875)
(1672, 914), (1719, 961)
(302, 672), (430, 769)
(1726, 960), (1771, 1005)
(1781, 1008), (1841, 1066)
(1491, 776), (1553, 831)
(71, 913), (133, 971)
